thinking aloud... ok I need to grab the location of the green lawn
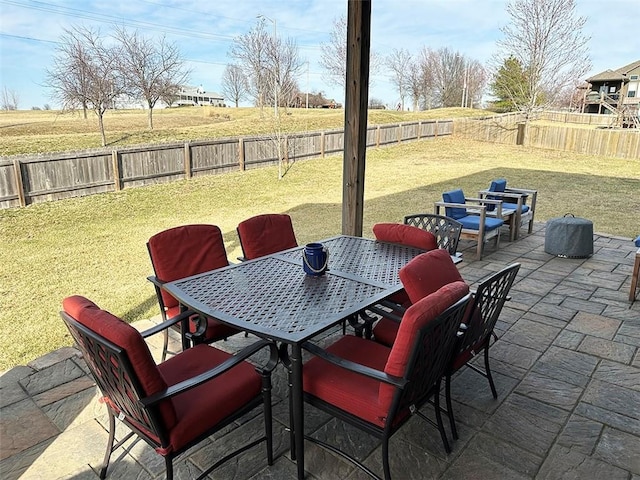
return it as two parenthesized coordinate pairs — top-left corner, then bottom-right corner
(1, 135), (639, 371)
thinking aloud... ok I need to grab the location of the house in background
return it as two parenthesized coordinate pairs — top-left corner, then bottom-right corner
(582, 60), (640, 127)
(171, 85), (225, 107)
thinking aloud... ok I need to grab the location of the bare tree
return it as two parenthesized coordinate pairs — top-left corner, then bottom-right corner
(46, 26), (125, 145)
(419, 47), (464, 108)
(464, 59), (487, 108)
(114, 27), (189, 129)
(1, 87), (19, 110)
(229, 21), (271, 108)
(386, 48), (412, 110)
(319, 15), (381, 90)
(221, 64), (248, 107)
(492, 0), (591, 122)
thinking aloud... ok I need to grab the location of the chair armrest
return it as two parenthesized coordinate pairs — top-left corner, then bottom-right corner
(147, 275), (165, 289)
(140, 339), (279, 407)
(301, 341), (407, 388)
(478, 190), (526, 201)
(367, 305), (403, 324)
(140, 308), (196, 338)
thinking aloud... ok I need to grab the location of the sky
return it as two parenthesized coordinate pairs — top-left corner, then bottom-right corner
(1, 0), (639, 110)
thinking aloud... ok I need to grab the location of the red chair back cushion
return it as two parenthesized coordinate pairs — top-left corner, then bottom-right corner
(373, 223), (437, 251)
(399, 249), (464, 304)
(148, 224), (229, 309)
(237, 214), (298, 260)
(62, 296), (177, 429)
(380, 281), (470, 408)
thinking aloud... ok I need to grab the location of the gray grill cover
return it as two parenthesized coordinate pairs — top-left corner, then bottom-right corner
(545, 216), (593, 258)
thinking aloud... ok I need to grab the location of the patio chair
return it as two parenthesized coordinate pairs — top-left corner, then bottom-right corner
(147, 224), (241, 360)
(372, 249), (466, 347)
(435, 189), (506, 260)
(354, 223), (438, 338)
(301, 281), (470, 479)
(60, 295), (278, 480)
(445, 263), (520, 440)
(478, 178), (537, 239)
(237, 213), (298, 261)
(403, 213), (463, 256)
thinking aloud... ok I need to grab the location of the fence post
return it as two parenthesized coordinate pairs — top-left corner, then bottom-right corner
(12, 158), (26, 207)
(376, 125), (381, 147)
(417, 120), (421, 140)
(516, 123), (526, 145)
(397, 123), (402, 143)
(434, 120), (438, 138)
(184, 142), (192, 179)
(284, 135), (290, 164)
(238, 138), (245, 170)
(111, 150), (121, 191)
(320, 132), (325, 157)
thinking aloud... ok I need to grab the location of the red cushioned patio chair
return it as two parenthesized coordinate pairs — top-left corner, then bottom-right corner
(236, 213), (298, 261)
(403, 213), (463, 257)
(301, 280), (470, 479)
(372, 248), (466, 348)
(147, 224), (241, 360)
(60, 295), (278, 480)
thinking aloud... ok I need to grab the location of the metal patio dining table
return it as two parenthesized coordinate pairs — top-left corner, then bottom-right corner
(162, 235), (426, 479)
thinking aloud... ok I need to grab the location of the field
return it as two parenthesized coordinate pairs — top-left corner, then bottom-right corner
(1, 107), (639, 371)
(0, 105), (487, 156)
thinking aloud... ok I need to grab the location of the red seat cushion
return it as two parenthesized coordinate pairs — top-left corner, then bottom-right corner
(62, 296), (177, 430)
(399, 249), (464, 304)
(373, 223), (438, 251)
(381, 281), (470, 408)
(303, 335), (392, 428)
(159, 344), (262, 453)
(372, 317), (401, 348)
(148, 225), (229, 310)
(237, 214), (298, 260)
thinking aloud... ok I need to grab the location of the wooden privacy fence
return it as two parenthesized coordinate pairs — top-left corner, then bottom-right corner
(454, 112), (640, 160)
(0, 119), (452, 208)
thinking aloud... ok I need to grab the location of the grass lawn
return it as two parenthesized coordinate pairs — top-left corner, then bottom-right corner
(0, 106), (488, 156)
(1, 135), (639, 371)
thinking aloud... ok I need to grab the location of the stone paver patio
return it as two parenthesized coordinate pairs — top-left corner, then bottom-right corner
(1, 223), (639, 480)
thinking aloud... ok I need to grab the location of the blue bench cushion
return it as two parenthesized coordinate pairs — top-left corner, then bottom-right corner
(442, 189), (467, 220)
(458, 215), (504, 231)
(502, 202), (530, 213)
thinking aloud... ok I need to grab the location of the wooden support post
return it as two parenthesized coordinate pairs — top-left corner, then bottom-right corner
(238, 138), (245, 170)
(13, 158), (26, 207)
(111, 150), (121, 191)
(184, 142), (192, 179)
(341, 0), (371, 237)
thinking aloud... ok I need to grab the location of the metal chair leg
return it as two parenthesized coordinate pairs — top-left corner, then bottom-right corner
(99, 410), (116, 479)
(445, 373), (458, 440)
(484, 346), (498, 399)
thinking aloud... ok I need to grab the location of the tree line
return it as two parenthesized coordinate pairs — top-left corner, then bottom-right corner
(32, 0), (589, 146)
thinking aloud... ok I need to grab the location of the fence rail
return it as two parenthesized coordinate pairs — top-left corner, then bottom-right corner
(0, 119), (452, 209)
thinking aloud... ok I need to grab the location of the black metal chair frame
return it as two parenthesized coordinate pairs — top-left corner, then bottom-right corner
(403, 213), (463, 256)
(445, 263), (520, 440)
(302, 293), (471, 480)
(61, 308), (278, 480)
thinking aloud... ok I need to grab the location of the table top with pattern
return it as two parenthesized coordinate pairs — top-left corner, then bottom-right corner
(163, 235), (425, 343)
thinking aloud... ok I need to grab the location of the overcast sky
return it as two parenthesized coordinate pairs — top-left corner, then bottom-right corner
(1, 0), (639, 110)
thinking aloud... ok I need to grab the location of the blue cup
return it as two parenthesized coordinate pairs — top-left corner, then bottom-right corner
(302, 243), (329, 276)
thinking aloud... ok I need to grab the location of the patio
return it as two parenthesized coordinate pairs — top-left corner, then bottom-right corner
(1, 222), (639, 480)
